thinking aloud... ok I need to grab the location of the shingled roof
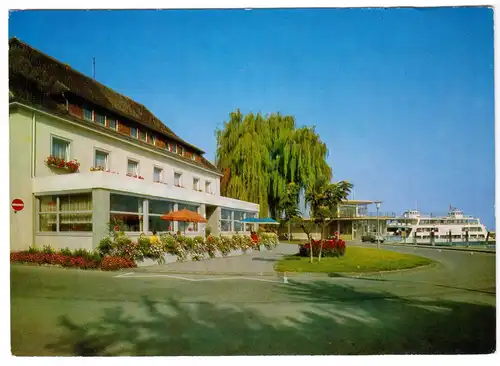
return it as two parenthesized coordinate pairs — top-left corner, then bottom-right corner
(9, 37), (219, 173)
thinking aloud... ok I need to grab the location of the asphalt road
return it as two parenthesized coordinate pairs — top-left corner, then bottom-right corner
(10, 244), (496, 356)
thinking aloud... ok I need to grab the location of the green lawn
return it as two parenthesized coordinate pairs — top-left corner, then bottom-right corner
(274, 246), (433, 273)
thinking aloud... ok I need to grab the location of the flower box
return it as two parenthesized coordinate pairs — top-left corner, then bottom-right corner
(45, 156), (80, 173)
(126, 173), (145, 180)
(90, 167), (119, 174)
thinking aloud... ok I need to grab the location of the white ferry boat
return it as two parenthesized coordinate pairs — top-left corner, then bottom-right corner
(387, 207), (490, 244)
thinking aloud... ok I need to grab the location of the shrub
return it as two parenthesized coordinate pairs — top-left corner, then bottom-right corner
(160, 233), (177, 254)
(111, 233), (143, 260)
(240, 235), (253, 252)
(205, 235), (218, 258)
(138, 234), (151, 253)
(98, 237), (113, 256)
(71, 248), (101, 262)
(205, 226), (212, 238)
(260, 232), (279, 250)
(42, 245), (56, 254)
(147, 242), (165, 263)
(218, 236), (232, 256)
(100, 256), (137, 271)
(59, 247), (73, 257)
(27, 246), (40, 254)
(185, 237), (195, 250)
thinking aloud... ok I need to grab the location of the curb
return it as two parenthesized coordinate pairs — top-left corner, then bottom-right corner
(132, 261), (437, 278)
(382, 243), (495, 253)
(130, 269), (280, 277)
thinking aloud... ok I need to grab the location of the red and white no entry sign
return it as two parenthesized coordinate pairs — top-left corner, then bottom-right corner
(12, 198), (24, 212)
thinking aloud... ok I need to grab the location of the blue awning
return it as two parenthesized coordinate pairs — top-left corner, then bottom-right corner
(241, 217), (280, 225)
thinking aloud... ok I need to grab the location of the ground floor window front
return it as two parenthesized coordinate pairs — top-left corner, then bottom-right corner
(37, 193), (93, 232)
(220, 209), (256, 233)
(148, 199), (173, 233)
(110, 193), (144, 232)
(177, 203), (200, 232)
(109, 193), (201, 234)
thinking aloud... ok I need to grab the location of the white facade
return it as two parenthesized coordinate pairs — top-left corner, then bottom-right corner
(9, 103), (260, 252)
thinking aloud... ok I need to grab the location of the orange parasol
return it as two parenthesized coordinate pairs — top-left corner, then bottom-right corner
(160, 208), (207, 233)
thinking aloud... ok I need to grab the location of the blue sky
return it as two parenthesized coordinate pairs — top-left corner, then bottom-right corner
(9, 8), (495, 228)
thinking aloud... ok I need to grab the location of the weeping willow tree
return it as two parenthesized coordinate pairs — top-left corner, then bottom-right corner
(215, 109), (332, 217)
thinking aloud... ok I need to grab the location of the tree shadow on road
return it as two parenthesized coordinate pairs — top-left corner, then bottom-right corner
(44, 280), (496, 356)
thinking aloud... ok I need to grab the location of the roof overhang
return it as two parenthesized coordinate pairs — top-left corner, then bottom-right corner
(341, 200), (381, 205)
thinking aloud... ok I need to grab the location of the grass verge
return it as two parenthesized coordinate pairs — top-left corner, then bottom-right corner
(274, 246), (433, 274)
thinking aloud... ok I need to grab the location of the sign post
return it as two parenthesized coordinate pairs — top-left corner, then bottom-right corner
(12, 198), (24, 213)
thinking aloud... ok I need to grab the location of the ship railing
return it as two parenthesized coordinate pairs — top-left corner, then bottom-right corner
(338, 212), (397, 218)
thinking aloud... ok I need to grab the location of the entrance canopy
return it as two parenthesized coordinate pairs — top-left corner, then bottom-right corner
(241, 217), (280, 225)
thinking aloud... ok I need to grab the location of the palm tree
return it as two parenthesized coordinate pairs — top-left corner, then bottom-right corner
(306, 179), (353, 261)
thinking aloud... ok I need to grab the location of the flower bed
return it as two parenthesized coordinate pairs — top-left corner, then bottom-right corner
(11, 232), (280, 270)
(98, 231), (279, 266)
(299, 238), (346, 258)
(10, 245), (137, 271)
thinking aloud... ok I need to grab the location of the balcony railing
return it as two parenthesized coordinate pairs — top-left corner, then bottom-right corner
(338, 211), (397, 218)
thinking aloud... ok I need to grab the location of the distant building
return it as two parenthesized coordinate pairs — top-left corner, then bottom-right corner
(9, 37), (259, 252)
(284, 200), (395, 240)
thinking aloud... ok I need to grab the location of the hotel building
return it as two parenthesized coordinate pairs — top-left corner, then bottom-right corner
(9, 38), (259, 252)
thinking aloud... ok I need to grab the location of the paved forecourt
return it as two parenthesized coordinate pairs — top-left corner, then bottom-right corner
(10, 242), (496, 355)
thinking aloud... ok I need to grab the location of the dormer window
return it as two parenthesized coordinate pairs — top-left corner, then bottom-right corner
(83, 108), (93, 121)
(95, 112), (105, 125)
(108, 118), (117, 130)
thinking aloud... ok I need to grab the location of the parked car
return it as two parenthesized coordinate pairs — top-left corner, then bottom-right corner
(361, 233), (385, 243)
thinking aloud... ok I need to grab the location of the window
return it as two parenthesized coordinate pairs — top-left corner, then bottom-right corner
(127, 159), (138, 176)
(51, 136), (70, 160)
(179, 146), (184, 156)
(83, 108), (93, 121)
(205, 181), (211, 194)
(193, 178), (200, 191)
(108, 118), (117, 130)
(38, 193), (92, 232)
(174, 172), (182, 187)
(149, 199), (174, 233)
(234, 211), (244, 232)
(153, 167), (163, 183)
(171, 144), (177, 154)
(221, 209), (232, 232)
(192, 154), (196, 161)
(140, 130), (147, 141)
(110, 194), (144, 232)
(245, 212), (256, 231)
(220, 209), (252, 232)
(95, 112), (105, 125)
(130, 127), (138, 138)
(94, 150), (108, 170)
(152, 135), (157, 145)
(177, 203), (200, 232)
